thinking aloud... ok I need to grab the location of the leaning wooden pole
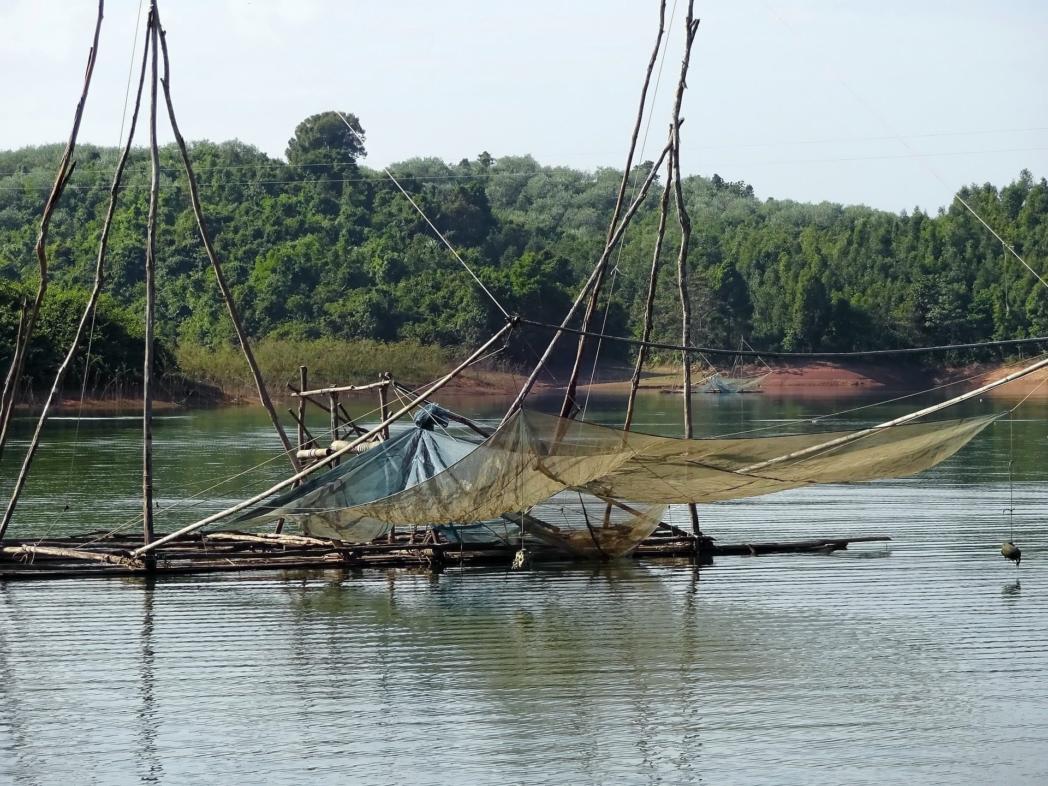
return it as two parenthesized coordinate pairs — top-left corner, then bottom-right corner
(0, 0), (104, 465)
(0, 298), (28, 447)
(559, 0), (668, 419)
(0, 19), (152, 542)
(142, 6), (160, 547)
(154, 10), (298, 471)
(670, 3), (701, 535)
(623, 156), (674, 432)
(501, 145), (671, 427)
(131, 321), (515, 558)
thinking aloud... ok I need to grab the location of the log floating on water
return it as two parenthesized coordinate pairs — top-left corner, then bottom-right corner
(0, 530), (892, 581)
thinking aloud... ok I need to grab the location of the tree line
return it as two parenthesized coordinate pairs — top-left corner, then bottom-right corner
(1, 110), (1046, 393)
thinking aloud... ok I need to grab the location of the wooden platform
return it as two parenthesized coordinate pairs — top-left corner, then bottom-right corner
(0, 528), (891, 581)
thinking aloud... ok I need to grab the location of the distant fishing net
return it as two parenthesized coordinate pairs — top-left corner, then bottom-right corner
(241, 409), (996, 557)
(699, 372), (770, 393)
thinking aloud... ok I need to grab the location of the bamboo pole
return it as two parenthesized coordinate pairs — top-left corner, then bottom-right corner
(131, 321), (514, 557)
(0, 1), (104, 465)
(0, 18), (152, 542)
(297, 366), (307, 447)
(292, 380), (390, 396)
(202, 532), (334, 548)
(0, 298), (27, 431)
(378, 374), (391, 440)
(623, 156), (674, 432)
(500, 145), (671, 427)
(337, 403), (366, 436)
(154, 9), (298, 471)
(328, 393), (340, 441)
(328, 392), (340, 466)
(286, 409), (316, 446)
(142, 7), (160, 548)
(559, 0), (669, 419)
(392, 382), (493, 438)
(669, 4), (701, 535)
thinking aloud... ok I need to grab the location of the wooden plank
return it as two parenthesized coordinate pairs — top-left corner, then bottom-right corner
(293, 380), (390, 397)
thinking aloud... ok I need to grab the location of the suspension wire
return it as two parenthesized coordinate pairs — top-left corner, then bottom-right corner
(516, 317), (1048, 359)
(710, 352), (1048, 439)
(116, 0), (147, 151)
(335, 112), (510, 320)
(759, 0), (1048, 296)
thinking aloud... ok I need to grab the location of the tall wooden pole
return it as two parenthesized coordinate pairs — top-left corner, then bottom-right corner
(670, 3), (701, 535)
(0, 1), (104, 465)
(297, 366), (308, 448)
(141, 6), (160, 547)
(559, 0), (668, 419)
(0, 17), (152, 542)
(378, 373), (391, 439)
(501, 145), (670, 427)
(623, 156), (674, 433)
(0, 298), (27, 461)
(154, 7), (298, 471)
(328, 392), (340, 466)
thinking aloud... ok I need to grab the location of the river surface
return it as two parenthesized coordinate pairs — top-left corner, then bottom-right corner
(1, 391), (1047, 784)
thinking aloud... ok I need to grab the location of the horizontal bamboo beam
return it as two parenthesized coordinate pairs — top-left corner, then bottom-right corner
(292, 380), (390, 397)
(201, 531), (336, 548)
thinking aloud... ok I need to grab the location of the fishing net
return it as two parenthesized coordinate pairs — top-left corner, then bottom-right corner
(699, 372), (770, 393)
(241, 408), (995, 557)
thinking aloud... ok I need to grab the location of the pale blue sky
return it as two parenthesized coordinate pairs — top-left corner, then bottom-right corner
(1, 0), (1045, 211)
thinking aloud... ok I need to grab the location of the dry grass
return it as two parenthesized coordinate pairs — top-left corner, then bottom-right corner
(176, 338), (454, 399)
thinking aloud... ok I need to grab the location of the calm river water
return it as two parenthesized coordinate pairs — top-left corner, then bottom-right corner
(1, 391), (1046, 785)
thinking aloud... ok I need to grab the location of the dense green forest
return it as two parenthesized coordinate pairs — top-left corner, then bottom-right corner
(1, 111), (1046, 394)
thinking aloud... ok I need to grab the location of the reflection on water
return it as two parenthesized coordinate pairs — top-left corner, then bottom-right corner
(0, 393), (1047, 783)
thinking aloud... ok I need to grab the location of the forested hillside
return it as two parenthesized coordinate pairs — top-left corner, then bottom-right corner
(2, 111), (1046, 393)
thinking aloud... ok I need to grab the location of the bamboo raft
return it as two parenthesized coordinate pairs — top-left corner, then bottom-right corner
(0, 528), (891, 581)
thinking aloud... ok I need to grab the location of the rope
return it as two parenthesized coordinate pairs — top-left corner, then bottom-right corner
(954, 194), (1048, 292)
(578, 0), (676, 419)
(335, 112), (510, 320)
(116, 0), (147, 152)
(1007, 409), (1015, 542)
(710, 352), (1047, 439)
(517, 317), (1048, 359)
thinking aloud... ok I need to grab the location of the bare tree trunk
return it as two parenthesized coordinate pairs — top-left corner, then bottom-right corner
(559, 0), (668, 419)
(0, 17), (151, 541)
(0, 0), (104, 466)
(154, 8), (298, 471)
